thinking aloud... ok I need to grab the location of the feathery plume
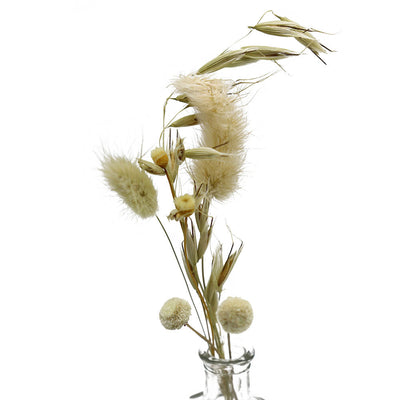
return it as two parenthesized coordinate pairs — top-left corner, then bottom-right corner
(173, 74), (248, 201)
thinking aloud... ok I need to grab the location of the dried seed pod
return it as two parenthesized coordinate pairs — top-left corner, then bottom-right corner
(166, 150), (179, 183)
(175, 137), (186, 163)
(173, 94), (190, 104)
(137, 158), (166, 176)
(249, 20), (317, 39)
(197, 46), (298, 74)
(197, 219), (214, 261)
(197, 49), (258, 74)
(240, 45), (299, 60)
(181, 247), (200, 290)
(205, 245), (224, 313)
(168, 114), (199, 128)
(185, 147), (229, 160)
(273, 13), (332, 64)
(217, 242), (243, 289)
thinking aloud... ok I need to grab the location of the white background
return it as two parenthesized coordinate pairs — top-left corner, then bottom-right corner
(0, 1), (399, 399)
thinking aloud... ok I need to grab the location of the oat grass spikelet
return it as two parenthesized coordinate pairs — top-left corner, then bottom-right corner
(173, 74), (248, 201)
(273, 13), (332, 64)
(101, 155), (158, 218)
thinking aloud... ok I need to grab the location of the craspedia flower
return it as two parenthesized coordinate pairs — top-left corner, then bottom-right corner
(101, 154), (158, 218)
(217, 297), (253, 334)
(159, 297), (191, 330)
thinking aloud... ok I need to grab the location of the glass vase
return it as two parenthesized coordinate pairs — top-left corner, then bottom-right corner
(191, 346), (265, 400)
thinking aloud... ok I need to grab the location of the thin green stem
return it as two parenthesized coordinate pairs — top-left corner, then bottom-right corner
(227, 333), (232, 359)
(201, 257), (206, 294)
(162, 104), (189, 136)
(156, 215), (207, 339)
(185, 324), (218, 354)
(164, 167), (177, 199)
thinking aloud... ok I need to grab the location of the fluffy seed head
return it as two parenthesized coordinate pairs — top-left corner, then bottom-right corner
(151, 147), (169, 168)
(217, 297), (253, 334)
(173, 74), (248, 201)
(101, 154), (158, 218)
(159, 297), (191, 330)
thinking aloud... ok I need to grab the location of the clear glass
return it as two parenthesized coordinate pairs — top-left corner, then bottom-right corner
(190, 346), (265, 400)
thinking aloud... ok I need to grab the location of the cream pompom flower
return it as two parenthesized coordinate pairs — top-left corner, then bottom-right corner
(101, 155), (158, 218)
(159, 298), (191, 330)
(217, 297), (253, 334)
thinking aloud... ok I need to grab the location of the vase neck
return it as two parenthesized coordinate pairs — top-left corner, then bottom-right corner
(199, 347), (255, 400)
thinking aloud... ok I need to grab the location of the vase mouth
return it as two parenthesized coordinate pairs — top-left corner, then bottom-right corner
(198, 345), (255, 365)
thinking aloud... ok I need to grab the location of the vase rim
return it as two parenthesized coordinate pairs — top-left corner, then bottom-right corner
(198, 345), (255, 365)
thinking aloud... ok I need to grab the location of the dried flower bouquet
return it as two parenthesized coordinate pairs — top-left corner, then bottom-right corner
(102, 9), (332, 370)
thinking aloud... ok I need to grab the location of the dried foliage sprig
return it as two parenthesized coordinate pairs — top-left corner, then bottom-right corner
(249, 11), (333, 64)
(101, 10), (333, 359)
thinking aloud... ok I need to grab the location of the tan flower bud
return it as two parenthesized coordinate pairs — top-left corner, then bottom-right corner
(151, 147), (169, 168)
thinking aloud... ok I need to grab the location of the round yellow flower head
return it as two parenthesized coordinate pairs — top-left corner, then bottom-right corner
(159, 297), (191, 330)
(151, 147), (169, 168)
(217, 297), (253, 334)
